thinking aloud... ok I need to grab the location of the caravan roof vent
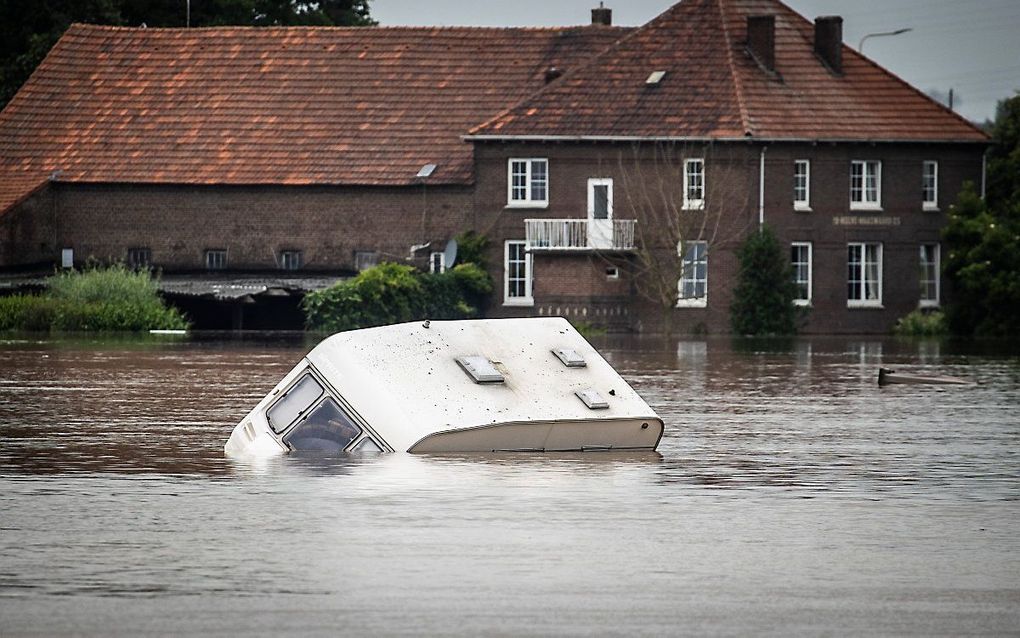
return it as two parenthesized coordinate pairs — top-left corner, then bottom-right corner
(575, 388), (609, 409)
(456, 356), (505, 384)
(552, 348), (587, 368)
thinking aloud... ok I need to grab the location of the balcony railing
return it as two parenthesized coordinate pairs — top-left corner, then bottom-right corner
(525, 218), (637, 252)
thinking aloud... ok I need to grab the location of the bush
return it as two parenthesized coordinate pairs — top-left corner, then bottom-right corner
(0, 295), (58, 331)
(303, 262), (493, 332)
(729, 226), (801, 336)
(893, 309), (948, 336)
(0, 265), (188, 332)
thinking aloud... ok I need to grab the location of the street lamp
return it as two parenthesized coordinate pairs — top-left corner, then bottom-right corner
(858, 28), (913, 53)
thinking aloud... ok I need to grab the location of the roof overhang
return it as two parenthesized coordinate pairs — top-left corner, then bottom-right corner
(463, 134), (989, 145)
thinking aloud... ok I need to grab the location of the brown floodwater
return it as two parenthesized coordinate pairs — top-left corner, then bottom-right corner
(1, 332), (1019, 636)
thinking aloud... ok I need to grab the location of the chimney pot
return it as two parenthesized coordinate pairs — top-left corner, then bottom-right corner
(746, 15), (776, 72)
(814, 16), (843, 74)
(591, 3), (612, 26)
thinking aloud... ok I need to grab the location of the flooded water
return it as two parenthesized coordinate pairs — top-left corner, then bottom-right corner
(1, 333), (1019, 636)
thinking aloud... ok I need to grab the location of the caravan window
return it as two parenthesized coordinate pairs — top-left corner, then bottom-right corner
(267, 374), (324, 433)
(283, 398), (363, 452)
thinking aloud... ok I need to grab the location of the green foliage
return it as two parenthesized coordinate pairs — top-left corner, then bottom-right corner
(893, 309), (948, 337)
(0, 295), (58, 331)
(453, 230), (490, 271)
(0, 0), (375, 110)
(0, 265), (188, 332)
(729, 226), (800, 336)
(943, 95), (1020, 336)
(570, 321), (607, 339)
(303, 262), (493, 333)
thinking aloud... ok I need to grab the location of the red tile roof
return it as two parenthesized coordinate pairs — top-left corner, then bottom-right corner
(470, 0), (989, 143)
(0, 23), (627, 214)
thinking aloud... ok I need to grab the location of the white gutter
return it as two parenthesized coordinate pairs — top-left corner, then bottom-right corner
(981, 149), (988, 199)
(462, 134), (987, 145)
(758, 146), (767, 229)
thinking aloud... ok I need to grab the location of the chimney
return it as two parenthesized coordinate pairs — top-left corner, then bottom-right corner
(746, 15), (776, 72)
(814, 16), (843, 74)
(591, 3), (612, 26)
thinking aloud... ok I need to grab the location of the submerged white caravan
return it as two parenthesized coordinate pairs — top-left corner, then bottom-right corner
(225, 317), (664, 456)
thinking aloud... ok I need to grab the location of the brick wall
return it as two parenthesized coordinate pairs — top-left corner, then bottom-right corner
(473, 140), (984, 334)
(1, 182), (473, 271)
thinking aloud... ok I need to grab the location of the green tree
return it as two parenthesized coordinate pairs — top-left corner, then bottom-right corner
(0, 0), (375, 109)
(943, 94), (1020, 336)
(729, 225), (800, 336)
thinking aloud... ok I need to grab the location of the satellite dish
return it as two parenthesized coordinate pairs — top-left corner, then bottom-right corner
(443, 239), (458, 268)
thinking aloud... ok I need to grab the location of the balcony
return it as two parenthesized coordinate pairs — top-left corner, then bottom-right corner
(524, 218), (637, 252)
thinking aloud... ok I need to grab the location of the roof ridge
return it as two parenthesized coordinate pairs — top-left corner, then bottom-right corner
(66, 21), (629, 34)
(716, 0), (753, 137)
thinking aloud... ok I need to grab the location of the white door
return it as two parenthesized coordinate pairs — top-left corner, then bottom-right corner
(587, 178), (613, 249)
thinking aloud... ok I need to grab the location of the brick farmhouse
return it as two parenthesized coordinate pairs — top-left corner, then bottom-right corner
(0, 0), (988, 332)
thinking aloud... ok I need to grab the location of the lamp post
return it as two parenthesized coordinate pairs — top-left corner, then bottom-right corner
(858, 28), (913, 53)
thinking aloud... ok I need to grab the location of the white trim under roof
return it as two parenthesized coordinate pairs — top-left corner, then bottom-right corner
(462, 134), (987, 145)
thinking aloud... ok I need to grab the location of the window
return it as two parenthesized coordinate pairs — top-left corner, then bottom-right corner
(677, 240), (708, 307)
(847, 243), (882, 307)
(920, 243), (940, 307)
(267, 374), (324, 433)
(354, 251), (378, 272)
(791, 242), (812, 306)
(205, 249), (227, 270)
(507, 158), (548, 207)
(280, 250), (302, 271)
(429, 251), (446, 274)
(683, 159), (705, 210)
(794, 160), (811, 210)
(588, 178), (613, 219)
(504, 240), (533, 306)
(850, 160), (882, 210)
(922, 161), (939, 210)
(282, 397), (363, 453)
(605, 266), (620, 280)
(127, 247), (151, 269)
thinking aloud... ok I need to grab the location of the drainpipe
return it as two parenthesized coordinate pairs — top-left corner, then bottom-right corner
(981, 148), (988, 200)
(758, 146), (767, 230)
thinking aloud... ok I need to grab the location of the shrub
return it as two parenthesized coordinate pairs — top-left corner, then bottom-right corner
(303, 262), (493, 332)
(893, 309), (948, 336)
(730, 226), (800, 335)
(0, 265), (188, 332)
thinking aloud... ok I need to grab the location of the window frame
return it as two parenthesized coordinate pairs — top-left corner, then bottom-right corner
(429, 251), (446, 274)
(919, 243), (941, 308)
(682, 158), (705, 210)
(280, 250), (302, 271)
(676, 240), (708, 308)
(793, 160), (811, 211)
(850, 160), (882, 211)
(127, 247), (151, 269)
(791, 242), (812, 306)
(503, 240), (534, 306)
(204, 249), (227, 270)
(922, 160), (939, 210)
(506, 158), (549, 208)
(847, 242), (883, 308)
(354, 251), (379, 272)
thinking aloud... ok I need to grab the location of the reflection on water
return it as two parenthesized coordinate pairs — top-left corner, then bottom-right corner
(1, 334), (1019, 636)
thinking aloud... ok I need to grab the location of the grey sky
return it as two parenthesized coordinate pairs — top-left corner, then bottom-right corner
(371, 0), (1020, 124)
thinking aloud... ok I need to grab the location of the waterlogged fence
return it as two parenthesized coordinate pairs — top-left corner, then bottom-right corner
(1, 334), (1018, 636)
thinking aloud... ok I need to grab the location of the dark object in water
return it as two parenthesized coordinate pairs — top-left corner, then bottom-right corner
(878, 367), (976, 387)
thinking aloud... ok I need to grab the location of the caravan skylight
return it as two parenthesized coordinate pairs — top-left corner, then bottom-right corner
(552, 348), (587, 368)
(456, 356), (505, 384)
